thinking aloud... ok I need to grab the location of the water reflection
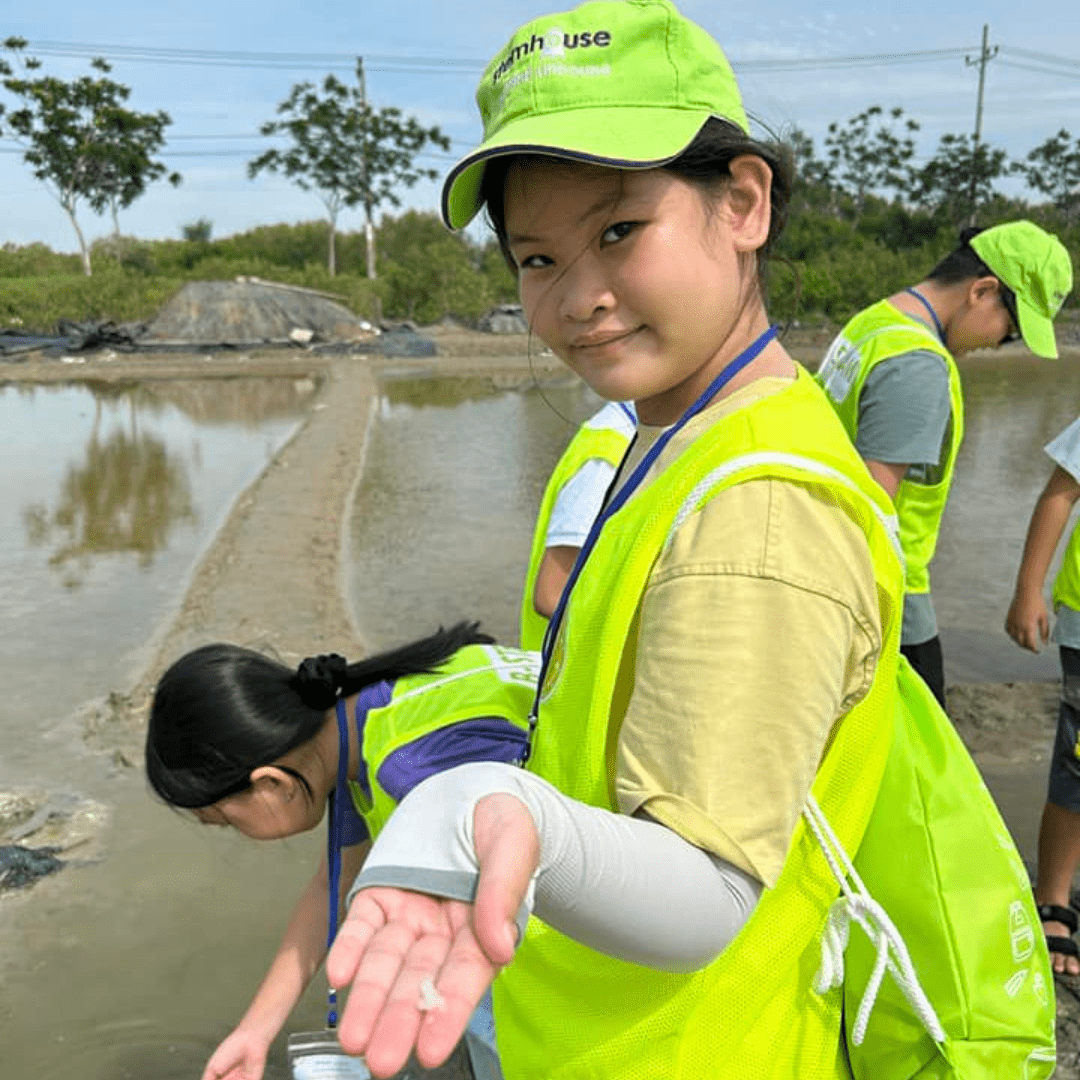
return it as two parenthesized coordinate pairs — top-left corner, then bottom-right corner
(0, 377), (310, 783)
(23, 418), (197, 586)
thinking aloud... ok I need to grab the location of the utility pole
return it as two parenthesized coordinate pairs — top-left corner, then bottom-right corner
(965, 24), (998, 224)
(357, 56), (377, 281)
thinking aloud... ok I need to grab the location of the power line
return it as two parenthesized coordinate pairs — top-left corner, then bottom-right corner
(16, 38), (992, 74)
(0, 143), (461, 161)
(21, 40), (485, 72)
(11, 36), (1080, 80)
(998, 58), (1080, 81)
(1000, 46), (1080, 70)
(732, 47), (973, 72)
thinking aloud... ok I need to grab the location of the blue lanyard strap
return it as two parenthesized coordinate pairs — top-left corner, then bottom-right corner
(325, 698), (351, 1027)
(523, 324), (780, 761)
(903, 287), (947, 346)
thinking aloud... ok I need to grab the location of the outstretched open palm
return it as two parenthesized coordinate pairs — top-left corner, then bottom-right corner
(326, 792), (538, 1079)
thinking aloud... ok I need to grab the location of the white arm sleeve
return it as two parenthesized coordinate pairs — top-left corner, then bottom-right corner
(346, 762), (761, 973)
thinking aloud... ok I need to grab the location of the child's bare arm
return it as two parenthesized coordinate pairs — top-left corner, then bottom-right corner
(1006, 466), (1080, 652)
(202, 842), (369, 1080)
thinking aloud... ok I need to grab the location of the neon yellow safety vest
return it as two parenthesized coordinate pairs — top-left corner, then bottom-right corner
(494, 369), (907, 1080)
(1053, 524), (1080, 613)
(345, 644), (538, 837)
(520, 413), (633, 652)
(816, 300), (965, 595)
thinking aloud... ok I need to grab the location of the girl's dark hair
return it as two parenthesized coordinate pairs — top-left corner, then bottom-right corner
(479, 117), (795, 298)
(145, 621), (494, 809)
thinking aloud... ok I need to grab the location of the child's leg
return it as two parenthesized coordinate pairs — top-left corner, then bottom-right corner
(1036, 644), (1080, 976)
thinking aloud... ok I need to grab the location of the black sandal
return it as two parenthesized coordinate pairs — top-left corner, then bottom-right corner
(1037, 902), (1080, 961)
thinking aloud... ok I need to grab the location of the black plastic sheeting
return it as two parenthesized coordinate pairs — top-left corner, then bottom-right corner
(0, 844), (64, 891)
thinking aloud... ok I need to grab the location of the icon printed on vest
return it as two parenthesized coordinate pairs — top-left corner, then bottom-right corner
(817, 337), (861, 405)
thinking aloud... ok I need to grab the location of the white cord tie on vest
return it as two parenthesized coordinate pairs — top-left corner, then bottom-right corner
(803, 794), (946, 1046)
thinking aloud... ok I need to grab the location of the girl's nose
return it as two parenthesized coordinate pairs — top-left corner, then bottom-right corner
(558, 256), (616, 323)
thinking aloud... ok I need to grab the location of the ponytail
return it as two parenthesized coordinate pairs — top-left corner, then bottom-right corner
(146, 621), (493, 809)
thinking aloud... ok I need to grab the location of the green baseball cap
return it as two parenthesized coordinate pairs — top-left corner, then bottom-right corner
(969, 220), (1073, 359)
(440, 0), (749, 230)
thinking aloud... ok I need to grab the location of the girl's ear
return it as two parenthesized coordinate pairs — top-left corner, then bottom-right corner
(249, 765), (299, 803)
(723, 154), (773, 253)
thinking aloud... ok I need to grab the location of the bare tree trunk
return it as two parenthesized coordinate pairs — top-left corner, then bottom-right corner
(327, 215), (337, 277)
(63, 199), (92, 276)
(365, 205), (376, 280)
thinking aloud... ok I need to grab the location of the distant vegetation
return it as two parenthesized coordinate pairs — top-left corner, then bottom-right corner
(0, 212), (518, 332)
(0, 197), (1076, 336)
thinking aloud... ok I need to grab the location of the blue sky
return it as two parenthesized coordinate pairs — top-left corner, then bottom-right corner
(2, 0), (1079, 255)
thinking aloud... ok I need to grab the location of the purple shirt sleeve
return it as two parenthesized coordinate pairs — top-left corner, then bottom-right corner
(375, 718), (528, 804)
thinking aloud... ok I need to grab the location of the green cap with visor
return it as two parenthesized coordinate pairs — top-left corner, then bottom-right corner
(441, 0), (749, 230)
(969, 220), (1073, 359)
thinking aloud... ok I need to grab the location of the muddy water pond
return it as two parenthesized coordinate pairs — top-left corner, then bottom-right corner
(347, 373), (605, 649)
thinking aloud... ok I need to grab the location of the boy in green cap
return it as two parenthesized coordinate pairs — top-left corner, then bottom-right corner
(817, 220), (1072, 705)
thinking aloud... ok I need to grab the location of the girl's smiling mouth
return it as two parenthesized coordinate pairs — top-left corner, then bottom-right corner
(571, 326), (643, 352)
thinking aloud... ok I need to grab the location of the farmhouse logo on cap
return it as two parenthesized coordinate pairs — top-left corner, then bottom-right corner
(492, 26), (612, 83)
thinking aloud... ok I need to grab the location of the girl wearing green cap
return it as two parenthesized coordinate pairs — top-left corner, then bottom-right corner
(816, 220), (1072, 707)
(322, 3), (1051, 1078)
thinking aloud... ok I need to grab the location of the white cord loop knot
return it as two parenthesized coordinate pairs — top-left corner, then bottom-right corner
(803, 794), (946, 1047)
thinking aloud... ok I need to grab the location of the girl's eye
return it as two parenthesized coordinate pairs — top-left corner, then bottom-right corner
(601, 221), (637, 245)
(518, 253), (553, 270)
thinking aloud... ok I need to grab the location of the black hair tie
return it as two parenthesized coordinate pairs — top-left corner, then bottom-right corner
(294, 653), (348, 710)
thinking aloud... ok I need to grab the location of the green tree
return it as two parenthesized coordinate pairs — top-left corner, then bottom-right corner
(88, 107), (181, 240)
(181, 217), (213, 242)
(786, 127), (835, 215)
(911, 132), (1009, 226)
(0, 38), (180, 275)
(249, 60), (450, 278)
(378, 210), (493, 323)
(1014, 129), (1080, 227)
(823, 106), (920, 222)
